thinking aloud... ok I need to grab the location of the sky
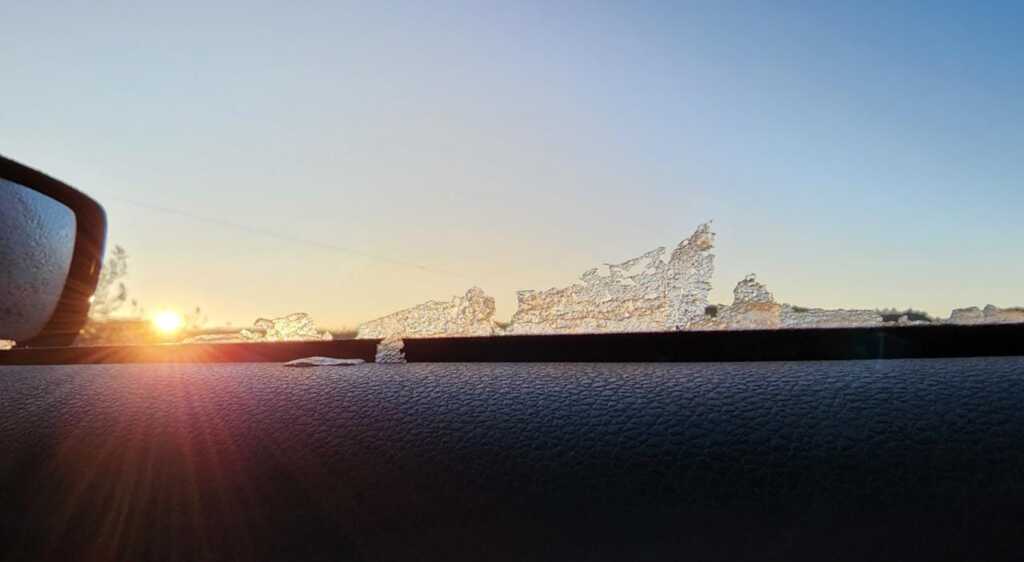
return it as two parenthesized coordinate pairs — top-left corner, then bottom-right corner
(2, 1), (1022, 328)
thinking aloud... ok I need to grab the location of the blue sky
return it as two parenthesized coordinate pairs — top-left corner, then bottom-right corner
(2, 1), (1022, 326)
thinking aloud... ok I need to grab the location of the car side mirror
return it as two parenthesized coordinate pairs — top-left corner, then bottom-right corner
(0, 155), (106, 347)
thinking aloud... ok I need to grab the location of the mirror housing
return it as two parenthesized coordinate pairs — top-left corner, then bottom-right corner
(0, 155), (106, 347)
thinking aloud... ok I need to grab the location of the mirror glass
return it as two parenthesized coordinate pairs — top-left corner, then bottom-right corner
(0, 178), (77, 342)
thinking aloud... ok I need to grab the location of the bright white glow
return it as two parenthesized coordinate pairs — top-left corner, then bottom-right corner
(153, 310), (184, 334)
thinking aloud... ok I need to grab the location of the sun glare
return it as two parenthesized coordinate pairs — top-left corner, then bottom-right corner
(153, 310), (184, 335)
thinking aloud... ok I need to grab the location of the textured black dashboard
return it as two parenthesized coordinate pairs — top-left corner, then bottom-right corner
(2, 359), (1023, 561)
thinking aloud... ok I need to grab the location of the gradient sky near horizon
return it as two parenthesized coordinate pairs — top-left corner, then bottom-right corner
(2, 1), (1022, 328)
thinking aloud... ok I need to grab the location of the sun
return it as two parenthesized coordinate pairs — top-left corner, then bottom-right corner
(153, 310), (184, 335)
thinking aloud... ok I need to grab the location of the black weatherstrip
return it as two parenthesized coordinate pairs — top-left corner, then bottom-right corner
(1, 323), (1021, 364)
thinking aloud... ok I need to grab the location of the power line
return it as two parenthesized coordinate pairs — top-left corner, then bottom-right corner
(106, 196), (471, 281)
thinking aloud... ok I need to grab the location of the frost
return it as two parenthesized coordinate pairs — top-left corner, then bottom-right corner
(733, 274), (773, 304)
(283, 356), (364, 367)
(692, 275), (883, 330)
(184, 313), (332, 343)
(355, 223), (715, 339)
(375, 335), (406, 363)
(358, 221), (1024, 341)
(505, 223), (715, 334)
(946, 305), (1024, 325)
(356, 287), (497, 339)
(88, 245), (130, 320)
(240, 313), (333, 341)
(779, 306), (883, 328)
(691, 273), (782, 330)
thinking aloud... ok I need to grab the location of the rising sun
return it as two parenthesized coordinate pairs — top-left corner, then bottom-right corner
(153, 310), (184, 335)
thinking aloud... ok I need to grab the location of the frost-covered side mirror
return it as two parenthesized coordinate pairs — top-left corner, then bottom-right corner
(0, 155), (106, 347)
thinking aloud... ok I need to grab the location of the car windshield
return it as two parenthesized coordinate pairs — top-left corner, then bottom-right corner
(3, 3), (1022, 347)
